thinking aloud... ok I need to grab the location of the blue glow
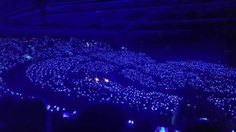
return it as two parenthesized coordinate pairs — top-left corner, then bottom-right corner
(199, 117), (208, 121)
(104, 78), (109, 83)
(128, 120), (134, 125)
(160, 127), (166, 132)
(155, 127), (168, 132)
(23, 54), (33, 60)
(56, 107), (60, 112)
(62, 112), (70, 118)
(73, 111), (77, 114)
(46, 105), (50, 110)
(95, 77), (99, 83)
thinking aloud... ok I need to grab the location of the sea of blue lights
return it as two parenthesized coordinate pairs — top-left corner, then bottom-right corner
(0, 37), (236, 122)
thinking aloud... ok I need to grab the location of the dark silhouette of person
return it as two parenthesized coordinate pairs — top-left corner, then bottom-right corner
(0, 97), (48, 132)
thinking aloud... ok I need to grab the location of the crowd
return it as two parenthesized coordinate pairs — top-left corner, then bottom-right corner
(0, 37), (235, 124)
